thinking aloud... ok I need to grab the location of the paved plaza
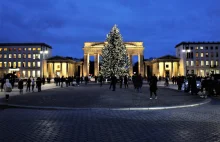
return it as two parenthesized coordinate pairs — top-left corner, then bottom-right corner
(0, 82), (219, 142)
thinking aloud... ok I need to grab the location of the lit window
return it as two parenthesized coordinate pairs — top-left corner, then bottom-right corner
(37, 48), (41, 51)
(18, 62), (21, 67)
(201, 61), (204, 66)
(28, 71), (30, 77)
(9, 48), (12, 51)
(23, 54), (26, 58)
(13, 48), (16, 51)
(18, 54), (21, 58)
(23, 62), (26, 67)
(37, 70), (40, 77)
(201, 53), (204, 57)
(33, 62), (35, 67)
(32, 71), (36, 77)
(186, 61), (189, 66)
(200, 46), (203, 49)
(9, 54), (12, 58)
(23, 48), (26, 51)
(4, 48), (7, 51)
(4, 62), (7, 67)
(28, 62), (31, 67)
(13, 62), (16, 68)
(28, 48), (31, 51)
(196, 52), (199, 57)
(191, 61), (194, 66)
(0, 48), (2, 51)
(211, 60), (214, 66)
(4, 55), (7, 58)
(37, 62), (40, 67)
(0, 54), (2, 58)
(206, 53), (209, 57)
(0, 62), (2, 67)
(22, 71), (26, 77)
(8, 62), (11, 68)
(33, 54), (36, 59)
(13, 54), (16, 58)
(18, 48), (22, 51)
(195, 47), (199, 50)
(36, 54), (40, 59)
(206, 61), (209, 65)
(216, 61), (219, 66)
(33, 48), (36, 51)
(28, 54), (31, 58)
(211, 52), (214, 58)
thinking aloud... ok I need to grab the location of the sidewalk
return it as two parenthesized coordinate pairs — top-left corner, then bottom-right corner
(0, 83), (59, 99)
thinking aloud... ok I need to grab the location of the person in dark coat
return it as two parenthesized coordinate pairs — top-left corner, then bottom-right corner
(65, 77), (69, 87)
(135, 74), (143, 93)
(76, 76), (80, 86)
(42, 76), (45, 85)
(26, 78), (31, 92)
(191, 76), (197, 95)
(58, 77), (61, 86)
(124, 75), (128, 88)
(99, 75), (103, 87)
(1, 78), (5, 92)
(18, 79), (24, 94)
(149, 75), (158, 99)
(61, 76), (64, 87)
(36, 77), (42, 92)
(119, 76), (123, 88)
(85, 76), (89, 85)
(111, 74), (117, 91)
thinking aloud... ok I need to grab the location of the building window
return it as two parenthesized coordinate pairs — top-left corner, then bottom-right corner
(37, 70), (40, 77)
(18, 48), (22, 51)
(22, 71), (26, 77)
(196, 52), (199, 57)
(18, 54), (21, 58)
(33, 62), (35, 67)
(196, 60), (199, 66)
(211, 46), (213, 50)
(206, 61), (209, 66)
(4, 48), (7, 51)
(205, 46), (208, 50)
(37, 48), (41, 51)
(32, 71), (35, 77)
(28, 54), (31, 58)
(201, 61), (204, 66)
(57, 65), (60, 69)
(8, 62), (11, 68)
(191, 47), (193, 50)
(9, 54), (12, 58)
(28, 71), (30, 77)
(18, 62), (21, 67)
(216, 61), (219, 66)
(37, 62), (40, 67)
(0, 62), (2, 67)
(191, 61), (194, 66)
(217, 52), (219, 57)
(23, 62), (26, 67)
(211, 52), (214, 58)
(9, 48), (12, 51)
(28, 48), (31, 51)
(0, 54), (2, 58)
(28, 62), (31, 67)
(13, 54), (16, 58)
(0, 48), (2, 51)
(186, 47), (189, 50)
(23, 48), (26, 51)
(4, 62), (7, 67)
(195, 46), (199, 50)
(36, 54), (40, 59)
(23, 54), (26, 58)
(200, 46), (203, 49)
(211, 60), (214, 66)
(33, 48), (36, 51)
(206, 53), (209, 57)
(166, 65), (169, 68)
(216, 46), (218, 50)
(4, 55), (7, 58)
(33, 54), (36, 59)
(13, 62), (16, 68)
(201, 53), (204, 57)
(13, 48), (16, 51)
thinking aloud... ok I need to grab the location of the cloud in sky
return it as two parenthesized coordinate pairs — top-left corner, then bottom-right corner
(0, 0), (220, 58)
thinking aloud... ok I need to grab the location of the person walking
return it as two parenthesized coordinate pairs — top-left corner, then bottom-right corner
(119, 76), (123, 89)
(36, 77), (42, 92)
(31, 78), (35, 92)
(149, 75), (158, 99)
(4, 79), (12, 101)
(18, 79), (24, 94)
(111, 74), (117, 91)
(26, 78), (31, 92)
(99, 75), (103, 87)
(61, 76), (64, 87)
(124, 75), (128, 88)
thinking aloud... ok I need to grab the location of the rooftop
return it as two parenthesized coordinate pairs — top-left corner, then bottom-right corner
(175, 41), (220, 48)
(0, 43), (52, 49)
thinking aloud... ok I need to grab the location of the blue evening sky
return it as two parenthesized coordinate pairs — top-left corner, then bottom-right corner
(0, 0), (220, 59)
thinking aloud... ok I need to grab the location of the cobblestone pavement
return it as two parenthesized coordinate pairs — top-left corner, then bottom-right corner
(0, 84), (206, 108)
(0, 99), (220, 142)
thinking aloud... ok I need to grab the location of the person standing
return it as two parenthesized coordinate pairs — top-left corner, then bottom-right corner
(119, 76), (123, 89)
(18, 79), (24, 94)
(85, 76), (89, 85)
(99, 75), (103, 87)
(1, 78), (5, 92)
(4, 79), (12, 101)
(111, 74), (117, 91)
(36, 77), (42, 92)
(149, 75), (158, 99)
(26, 78), (31, 92)
(61, 76), (64, 87)
(42, 76), (45, 85)
(31, 78), (35, 92)
(124, 75), (128, 88)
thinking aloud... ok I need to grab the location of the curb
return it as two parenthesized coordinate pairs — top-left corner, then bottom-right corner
(0, 99), (211, 111)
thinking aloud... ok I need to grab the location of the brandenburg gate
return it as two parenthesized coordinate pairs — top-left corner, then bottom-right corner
(83, 42), (144, 76)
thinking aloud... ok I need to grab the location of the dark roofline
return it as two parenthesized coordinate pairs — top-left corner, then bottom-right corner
(0, 43), (52, 49)
(175, 41), (220, 48)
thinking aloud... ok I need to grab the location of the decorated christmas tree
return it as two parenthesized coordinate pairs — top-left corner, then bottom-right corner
(99, 25), (130, 77)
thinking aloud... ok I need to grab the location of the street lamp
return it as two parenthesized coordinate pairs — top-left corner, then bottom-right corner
(182, 49), (191, 76)
(40, 50), (48, 78)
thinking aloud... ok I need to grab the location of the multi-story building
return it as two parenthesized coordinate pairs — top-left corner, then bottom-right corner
(0, 43), (52, 78)
(176, 41), (220, 76)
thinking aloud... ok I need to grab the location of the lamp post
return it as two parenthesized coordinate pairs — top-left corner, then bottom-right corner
(182, 49), (191, 76)
(40, 50), (48, 78)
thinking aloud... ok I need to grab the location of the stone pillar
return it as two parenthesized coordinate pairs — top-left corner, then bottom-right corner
(80, 65), (83, 77)
(163, 62), (166, 77)
(94, 54), (99, 76)
(60, 62), (62, 76)
(66, 62), (68, 77)
(129, 54), (133, 75)
(52, 62), (55, 77)
(83, 54), (89, 76)
(138, 54), (144, 75)
(171, 61), (173, 78)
